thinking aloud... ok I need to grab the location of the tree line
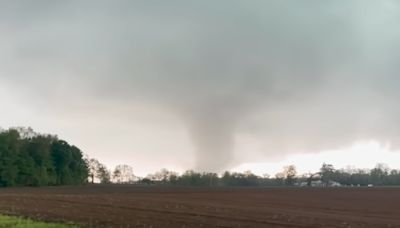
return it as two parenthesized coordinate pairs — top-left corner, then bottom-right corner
(91, 162), (400, 187)
(0, 127), (88, 187)
(1, 127), (400, 187)
(314, 163), (400, 187)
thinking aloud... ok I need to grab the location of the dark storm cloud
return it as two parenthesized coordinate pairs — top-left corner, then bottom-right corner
(1, 1), (400, 171)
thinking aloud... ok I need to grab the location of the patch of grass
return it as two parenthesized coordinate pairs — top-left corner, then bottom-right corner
(0, 215), (78, 228)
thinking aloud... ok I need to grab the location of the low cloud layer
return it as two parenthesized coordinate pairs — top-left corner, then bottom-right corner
(1, 1), (400, 171)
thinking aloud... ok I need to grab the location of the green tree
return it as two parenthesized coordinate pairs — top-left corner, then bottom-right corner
(0, 127), (88, 187)
(320, 163), (335, 186)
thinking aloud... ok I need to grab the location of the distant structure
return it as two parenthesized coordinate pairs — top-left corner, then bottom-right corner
(298, 180), (341, 187)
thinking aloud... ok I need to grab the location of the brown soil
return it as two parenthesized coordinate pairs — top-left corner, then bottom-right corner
(0, 185), (399, 227)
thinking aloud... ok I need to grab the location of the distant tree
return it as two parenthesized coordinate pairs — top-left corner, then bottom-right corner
(221, 171), (233, 186)
(274, 165), (297, 186)
(370, 163), (389, 185)
(349, 169), (370, 186)
(113, 164), (135, 183)
(96, 164), (111, 184)
(388, 169), (400, 185)
(220, 171), (259, 186)
(202, 172), (218, 186)
(149, 168), (170, 183)
(283, 165), (297, 186)
(274, 172), (285, 186)
(179, 170), (202, 186)
(85, 158), (100, 183)
(113, 168), (121, 183)
(320, 163), (335, 186)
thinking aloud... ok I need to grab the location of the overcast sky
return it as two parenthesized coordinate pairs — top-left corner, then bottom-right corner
(1, 1), (400, 175)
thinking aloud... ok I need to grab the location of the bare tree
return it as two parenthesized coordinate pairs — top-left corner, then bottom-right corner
(283, 165), (297, 186)
(85, 157), (101, 183)
(97, 164), (111, 184)
(84, 155), (111, 184)
(113, 164), (135, 183)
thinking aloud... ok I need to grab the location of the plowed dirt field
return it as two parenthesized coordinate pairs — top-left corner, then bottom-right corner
(0, 185), (399, 227)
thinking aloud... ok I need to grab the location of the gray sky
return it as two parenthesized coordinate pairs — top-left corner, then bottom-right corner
(1, 1), (400, 174)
